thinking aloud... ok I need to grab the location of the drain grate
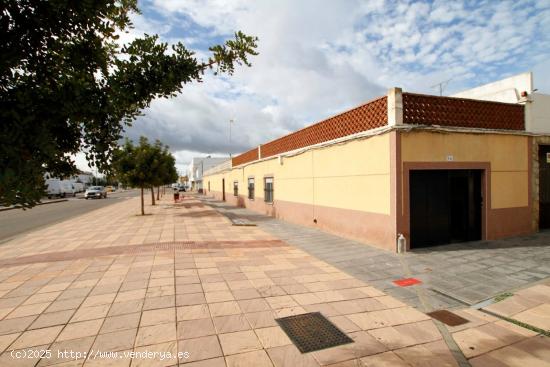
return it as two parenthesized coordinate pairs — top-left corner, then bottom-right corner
(275, 312), (353, 353)
(427, 310), (469, 326)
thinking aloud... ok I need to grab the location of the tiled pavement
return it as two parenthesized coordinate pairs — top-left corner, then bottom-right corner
(448, 308), (549, 366)
(483, 282), (550, 331)
(448, 280), (550, 366)
(0, 195), (459, 366)
(0, 197), (274, 260)
(460, 281), (550, 367)
(0, 193), (548, 366)
(201, 197), (550, 310)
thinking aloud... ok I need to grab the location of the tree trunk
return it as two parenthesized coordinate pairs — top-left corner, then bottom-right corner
(150, 187), (155, 205)
(140, 187), (144, 215)
(157, 186), (160, 201)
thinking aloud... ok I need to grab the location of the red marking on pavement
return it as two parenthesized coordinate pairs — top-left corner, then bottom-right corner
(393, 278), (422, 287)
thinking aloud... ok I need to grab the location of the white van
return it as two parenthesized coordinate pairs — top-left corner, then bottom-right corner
(46, 179), (62, 198)
(46, 179), (76, 198)
(73, 182), (84, 193)
(61, 181), (76, 197)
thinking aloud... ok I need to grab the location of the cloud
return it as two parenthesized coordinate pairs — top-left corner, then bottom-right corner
(113, 0), (550, 170)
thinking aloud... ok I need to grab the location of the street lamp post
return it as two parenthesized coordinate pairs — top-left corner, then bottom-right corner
(229, 119), (235, 158)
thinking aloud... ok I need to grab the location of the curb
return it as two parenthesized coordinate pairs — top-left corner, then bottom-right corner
(0, 199), (68, 212)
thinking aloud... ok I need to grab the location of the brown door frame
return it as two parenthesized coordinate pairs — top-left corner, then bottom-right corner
(538, 144), (550, 229)
(402, 162), (490, 250)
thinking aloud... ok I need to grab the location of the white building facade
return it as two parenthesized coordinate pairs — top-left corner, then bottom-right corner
(187, 157), (229, 191)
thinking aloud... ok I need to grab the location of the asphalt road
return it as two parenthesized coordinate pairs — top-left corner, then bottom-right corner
(0, 190), (140, 243)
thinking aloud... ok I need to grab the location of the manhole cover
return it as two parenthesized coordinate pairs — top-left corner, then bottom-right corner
(275, 312), (353, 353)
(427, 310), (469, 326)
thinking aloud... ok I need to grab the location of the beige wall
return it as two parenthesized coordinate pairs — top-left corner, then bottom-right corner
(207, 130), (535, 250)
(207, 134), (391, 214)
(205, 134), (394, 249)
(400, 131), (529, 209)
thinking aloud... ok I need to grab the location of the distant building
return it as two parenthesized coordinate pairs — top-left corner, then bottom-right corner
(187, 157), (229, 191)
(44, 171), (94, 186)
(204, 72), (550, 252)
(70, 171), (94, 186)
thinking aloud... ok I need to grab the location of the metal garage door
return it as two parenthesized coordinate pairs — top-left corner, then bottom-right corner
(410, 170), (482, 248)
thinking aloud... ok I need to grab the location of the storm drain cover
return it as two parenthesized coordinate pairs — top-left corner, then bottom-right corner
(275, 312), (353, 353)
(427, 310), (469, 326)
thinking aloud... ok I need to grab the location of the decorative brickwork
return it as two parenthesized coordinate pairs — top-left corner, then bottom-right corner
(230, 92), (525, 167)
(232, 147), (258, 167)
(402, 93), (524, 130)
(231, 96), (388, 166)
(260, 97), (388, 158)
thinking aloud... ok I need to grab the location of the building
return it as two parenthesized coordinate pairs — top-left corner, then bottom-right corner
(179, 176), (189, 187)
(71, 171), (94, 186)
(204, 73), (550, 252)
(44, 171), (94, 186)
(187, 157), (229, 191)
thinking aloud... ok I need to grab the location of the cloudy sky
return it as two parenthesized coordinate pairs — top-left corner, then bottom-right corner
(76, 0), (550, 175)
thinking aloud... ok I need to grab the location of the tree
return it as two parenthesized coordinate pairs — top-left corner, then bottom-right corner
(0, 0), (258, 208)
(154, 143), (178, 202)
(112, 137), (177, 215)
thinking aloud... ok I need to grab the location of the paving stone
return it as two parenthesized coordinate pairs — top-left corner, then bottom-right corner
(219, 330), (263, 356)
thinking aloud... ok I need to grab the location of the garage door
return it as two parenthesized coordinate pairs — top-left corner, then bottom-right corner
(539, 146), (550, 229)
(410, 169), (482, 248)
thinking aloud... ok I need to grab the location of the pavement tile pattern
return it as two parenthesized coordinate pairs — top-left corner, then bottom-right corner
(0, 193), (548, 366)
(447, 303), (550, 366)
(0, 194), (460, 366)
(483, 282), (550, 332)
(202, 197), (550, 310)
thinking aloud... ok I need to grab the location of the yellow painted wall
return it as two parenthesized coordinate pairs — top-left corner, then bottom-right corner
(205, 134), (392, 215)
(401, 131), (529, 209)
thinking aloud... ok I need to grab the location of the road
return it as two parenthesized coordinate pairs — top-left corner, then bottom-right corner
(0, 190), (140, 243)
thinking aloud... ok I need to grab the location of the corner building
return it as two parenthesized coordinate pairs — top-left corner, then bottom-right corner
(204, 74), (550, 252)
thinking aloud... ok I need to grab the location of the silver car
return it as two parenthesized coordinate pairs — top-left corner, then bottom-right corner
(84, 186), (107, 199)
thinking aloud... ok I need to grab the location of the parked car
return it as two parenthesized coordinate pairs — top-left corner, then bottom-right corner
(85, 186), (107, 199)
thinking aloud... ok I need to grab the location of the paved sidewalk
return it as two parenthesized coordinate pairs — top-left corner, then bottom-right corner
(461, 280), (550, 366)
(0, 194), (460, 367)
(201, 197), (550, 310)
(483, 281), (550, 331)
(1, 193), (549, 366)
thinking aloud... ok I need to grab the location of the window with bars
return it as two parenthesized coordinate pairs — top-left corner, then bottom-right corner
(233, 181), (238, 197)
(248, 178), (255, 199)
(264, 177), (273, 203)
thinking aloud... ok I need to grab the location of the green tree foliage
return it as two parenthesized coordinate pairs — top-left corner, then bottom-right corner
(112, 137), (177, 215)
(0, 0), (258, 208)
